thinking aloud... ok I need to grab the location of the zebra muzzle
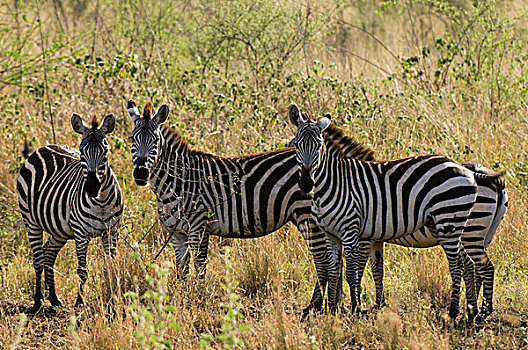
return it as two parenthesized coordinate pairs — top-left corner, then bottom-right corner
(133, 167), (149, 186)
(298, 168), (315, 194)
(85, 172), (102, 197)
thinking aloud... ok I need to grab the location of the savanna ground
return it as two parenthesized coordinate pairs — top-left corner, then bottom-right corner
(0, 0), (527, 348)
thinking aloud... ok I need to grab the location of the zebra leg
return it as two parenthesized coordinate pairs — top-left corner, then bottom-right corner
(188, 228), (210, 277)
(369, 241), (386, 307)
(343, 233), (360, 315)
(43, 235), (67, 308)
(101, 228), (117, 257)
(356, 241), (371, 308)
(101, 230), (118, 305)
(462, 234), (495, 319)
(480, 259), (495, 318)
(299, 223), (330, 318)
(27, 225), (45, 312)
(326, 235), (343, 313)
(173, 232), (190, 277)
(438, 237), (465, 322)
(74, 238), (90, 307)
(460, 248), (478, 323)
(468, 250), (495, 319)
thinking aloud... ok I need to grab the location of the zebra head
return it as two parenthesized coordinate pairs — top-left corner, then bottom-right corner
(127, 100), (169, 186)
(288, 104), (331, 194)
(72, 113), (115, 198)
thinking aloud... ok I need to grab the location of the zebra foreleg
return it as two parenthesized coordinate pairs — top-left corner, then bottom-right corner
(326, 235), (343, 313)
(43, 236), (67, 308)
(28, 226), (45, 312)
(101, 229), (119, 306)
(74, 238), (90, 308)
(101, 228), (118, 257)
(188, 228), (210, 278)
(172, 232), (190, 277)
(300, 226), (331, 318)
(343, 233), (361, 315)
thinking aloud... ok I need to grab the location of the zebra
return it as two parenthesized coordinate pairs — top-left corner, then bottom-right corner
(288, 119), (507, 318)
(288, 104), (505, 321)
(127, 99), (342, 314)
(17, 113), (123, 311)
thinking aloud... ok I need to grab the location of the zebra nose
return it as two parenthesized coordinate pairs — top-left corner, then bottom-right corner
(136, 156), (148, 167)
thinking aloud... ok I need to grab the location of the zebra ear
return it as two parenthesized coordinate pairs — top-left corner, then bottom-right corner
(317, 114), (331, 131)
(72, 113), (87, 134)
(287, 136), (298, 147)
(154, 104), (169, 125)
(127, 99), (141, 123)
(289, 104), (305, 126)
(100, 114), (116, 134)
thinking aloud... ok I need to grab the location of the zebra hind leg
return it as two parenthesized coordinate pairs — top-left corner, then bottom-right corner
(438, 236), (478, 324)
(27, 225), (45, 312)
(369, 241), (386, 308)
(460, 248), (479, 323)
(43, 236), (67, 308)
(472, 252), (495, 319)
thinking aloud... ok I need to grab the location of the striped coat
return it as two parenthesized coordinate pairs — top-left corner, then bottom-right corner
(288, 105), (504, 321)
(17, 114), (123, 310)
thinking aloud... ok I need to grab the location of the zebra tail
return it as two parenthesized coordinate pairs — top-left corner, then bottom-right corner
(22, 140), (33, 159)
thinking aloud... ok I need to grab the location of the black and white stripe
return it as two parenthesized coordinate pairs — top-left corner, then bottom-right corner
(288, 104), (504, 321)
(127, 100), (335, 314)
(308, 123), (507, 317)
(17, 113), (123, 311)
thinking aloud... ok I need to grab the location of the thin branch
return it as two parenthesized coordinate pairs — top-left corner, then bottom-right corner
(36, 0), (56, 144)
(322, 41), (395, 78)
(139, 0), (169, 101)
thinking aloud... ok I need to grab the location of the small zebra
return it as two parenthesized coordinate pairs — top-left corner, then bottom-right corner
(291, 121), (507, 318)
(288, 104), (503, 321)
(127, 100), (338, 314)
(17, 113), (123, 311)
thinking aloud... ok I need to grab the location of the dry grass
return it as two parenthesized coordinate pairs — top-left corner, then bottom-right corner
(0, 0), (527, 348)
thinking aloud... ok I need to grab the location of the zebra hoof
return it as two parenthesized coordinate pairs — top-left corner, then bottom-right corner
(474, 314), (484, 325)
(31, 302), (43, 314)
(49, 296), (63, 309)
(301, 302), (323, 320)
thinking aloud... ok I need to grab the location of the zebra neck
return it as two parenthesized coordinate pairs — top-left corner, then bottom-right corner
(85, 167), (115, 201)
(149, 131), (199, 198)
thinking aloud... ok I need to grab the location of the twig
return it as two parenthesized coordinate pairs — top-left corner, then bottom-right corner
(297, 7), (311, 77)
(139, 0), (170, 101)
(153, 232), (172, 261)
(322, 41), (395, 78)
(36, 0), (56, 144)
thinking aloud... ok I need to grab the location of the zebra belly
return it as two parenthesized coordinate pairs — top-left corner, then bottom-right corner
(386, 227), (439, 248)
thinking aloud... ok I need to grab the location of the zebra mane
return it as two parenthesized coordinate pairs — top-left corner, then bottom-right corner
(91, 115), (99, 130)
(160, 123), (297, 161)
(160, 124), (214, 158)
(144, 101), (153, 121)
(323, 124), (376, 161)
